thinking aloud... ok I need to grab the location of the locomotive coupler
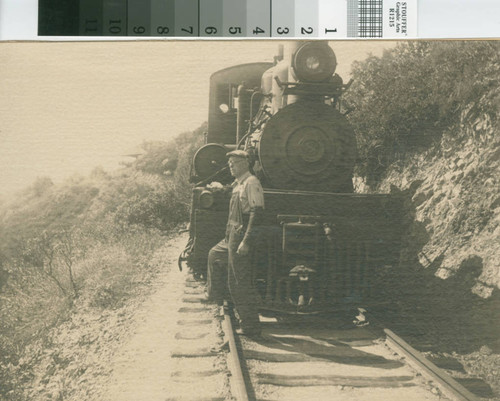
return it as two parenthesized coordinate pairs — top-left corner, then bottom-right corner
(288, 265), (317, 308)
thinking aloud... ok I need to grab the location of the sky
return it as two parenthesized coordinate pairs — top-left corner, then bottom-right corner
(0, 40), (395, 196)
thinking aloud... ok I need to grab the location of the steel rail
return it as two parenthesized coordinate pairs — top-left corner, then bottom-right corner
(384, 328), (479, 401)
(219, 303), (477, 401)
(222, 301), (251, 401)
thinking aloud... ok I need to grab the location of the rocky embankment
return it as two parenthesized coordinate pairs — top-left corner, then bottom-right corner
(374, 106), (499, 297)
(358, 101), (500, 397)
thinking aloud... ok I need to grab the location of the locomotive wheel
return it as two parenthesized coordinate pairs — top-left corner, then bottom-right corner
(258, 102), (356, 192)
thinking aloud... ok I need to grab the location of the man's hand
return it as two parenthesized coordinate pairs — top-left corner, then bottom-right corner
(237, 240), (250, 256)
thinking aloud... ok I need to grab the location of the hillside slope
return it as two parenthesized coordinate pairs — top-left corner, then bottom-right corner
(380, 106), (499, 298)
(344, 41), (499, 299)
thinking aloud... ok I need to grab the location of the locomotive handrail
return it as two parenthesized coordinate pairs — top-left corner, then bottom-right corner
(273, 76), (344, 97)
(277, 214), (325, 224)
(194, 166), (229, 187)
(262, 188), (400, 197)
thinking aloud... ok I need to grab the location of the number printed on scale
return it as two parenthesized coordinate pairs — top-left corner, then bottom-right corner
(205, 26), (217, 35)
(276, 26), (289, 35)
(252, 27), (265, 35)
(156, 26), (170, 35)
(228, 27), (242, 35)
(108, 20), (122, 34)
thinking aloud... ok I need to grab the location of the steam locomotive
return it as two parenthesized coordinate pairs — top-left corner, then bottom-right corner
(181, 41), (404, 314)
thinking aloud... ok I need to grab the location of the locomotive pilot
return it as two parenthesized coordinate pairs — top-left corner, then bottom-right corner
(206, 150), (264, 337)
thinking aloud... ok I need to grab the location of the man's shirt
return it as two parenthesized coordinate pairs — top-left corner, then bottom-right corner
(232, 171), (265, 213)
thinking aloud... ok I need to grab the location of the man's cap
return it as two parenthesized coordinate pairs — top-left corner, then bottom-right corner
(226, 150), (249, 159)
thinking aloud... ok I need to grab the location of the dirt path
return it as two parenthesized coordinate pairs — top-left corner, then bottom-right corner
(100, 235), (227, 401)
(101, 240), (187, 400)
(21, 234), (228, 401)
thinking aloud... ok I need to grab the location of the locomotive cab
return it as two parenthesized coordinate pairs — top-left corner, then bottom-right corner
(181, 42), (404, 315)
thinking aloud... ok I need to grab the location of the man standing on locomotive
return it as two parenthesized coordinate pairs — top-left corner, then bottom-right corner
(206, 150), (264, 337)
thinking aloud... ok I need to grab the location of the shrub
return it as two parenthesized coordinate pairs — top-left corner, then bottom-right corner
(0, 121), (206, 397)
(344, 41), (500, 186)
(0, 264), (69, 378)
(76, 244), (136, 308)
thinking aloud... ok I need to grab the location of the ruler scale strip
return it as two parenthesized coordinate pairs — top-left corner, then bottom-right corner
(272, 0), (295, 37)
(38, 0), (417, 38)
(247, 0), (271, 37)
(223, 0), (246, 37)
(151, 0), (175, 37)
(175, 0), (198, 37)
(200, 0), (223, 37)
(295, 0), (318, 38)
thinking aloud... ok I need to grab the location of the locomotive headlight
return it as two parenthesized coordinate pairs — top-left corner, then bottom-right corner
(199, 190), (214, 209)
(291, 42), (337, 82)
(305, 55), (321, 71)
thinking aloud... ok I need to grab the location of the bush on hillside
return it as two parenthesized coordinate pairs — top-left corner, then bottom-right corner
(344, 41), (500, 186)
(77, 244), (137, 308)
(1, 120), (205, 268)
(133, 122), (206, 177)
(0, 123), (206, 399)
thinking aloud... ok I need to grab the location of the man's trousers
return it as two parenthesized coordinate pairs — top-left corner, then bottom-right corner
(206, 228), (260, 331)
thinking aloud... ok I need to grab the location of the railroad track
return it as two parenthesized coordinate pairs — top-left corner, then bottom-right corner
(168, 272), (482, 401)
(166, 274), (230, 401)
(222, 305), (481, 401)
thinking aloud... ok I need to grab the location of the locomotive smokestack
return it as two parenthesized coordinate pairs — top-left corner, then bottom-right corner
(274, 44), (284, 64)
